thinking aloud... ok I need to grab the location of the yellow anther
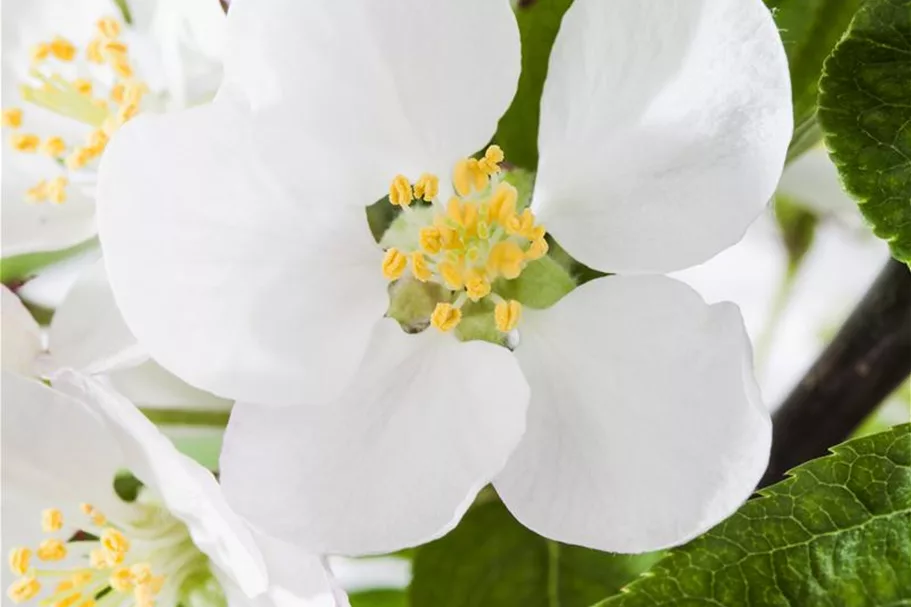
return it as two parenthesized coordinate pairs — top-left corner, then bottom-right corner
(72, 79), (93, 96)
(89, 549), (114, 570)
(87, 129), (109, 151)
(26, 181), (48, 203)
(42, 508), (65, 532)
(55, 580), (74, 594)
(97, 17), (122, 39)
(388, 175), (413, 207)
(487, 182), (518, 225)
(507, 208), (537, 238)
(526, 237), (549, 261)
(110, 83), (125, 104)
(430, 303), (462, 332)
(65, 147), (95, 170)
(80, 504), (106, 526)
(465, 270), (491, 302)
(102, 40), (128, 57)
(437, 261), (464, 290)
(77, 600), (95, 607)
(2, 108), (23, 128)
(47, 177), (68, 204)
(110, 567), (133, 592)
(111, 59), (133, 79)
(446, 198), (479, 232)
(130, 564), (153, 585)
(382, 248), (407, 280)
(31, 43), (51, 63)
(86, 38), (105, 64)
(8, 576), (40, 603)
(453, 158), (489, 197)
(413, 173), (439, 201)
(495, 300), (522, 332)
(50, 37), (77, 61)
(8, 548), (31, 576)
(101, 529), (129, 557)
(438, 226), (462, 250)
(117, 102), (139, 123)
(53, 592), (82, 607)
(42, 136), (67, 158)
(478, 145), (504, 175)
(37, 539), (67, 561)
(410, 252), (432, 282)
(11, 133), (40, 152)
(90, 512), (107, 526)
(487, 241), (525, 280)
(419, 226), (442, 254)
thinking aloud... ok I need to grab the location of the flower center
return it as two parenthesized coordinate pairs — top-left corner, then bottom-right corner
(0, 16), (148, 205)
(6, 496), (215, 607)
(381, 146), (548, 335)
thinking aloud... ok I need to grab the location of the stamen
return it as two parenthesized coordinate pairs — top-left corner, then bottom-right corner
(96, 17), (121, 39)
(47, 177), (68, 204)
(8, 577), (40, 603)
(495, 300), (522, 333)
(526, 237), (549, 261)
(72, 80), (93, 96)
(413, 173), (438, 201)
(36, 540), (67, 562)
(41, 509), (64, 532)
(430, 303), (461, 332)
(26, 181), (48, 203)
(2, 108), (23, 128)
(419, 227), (443, 255)
(389, 175), (413, 208)
(464, 270), (491, 302)
(11, 134), (40, 153)
(31, 44), (51, 63)
(410, 252), (432, 282)
(49, 38), (76, 62)
(41, 137), (67, 158)
(382, 248), (407, 280)
(9, 548), (31, 576)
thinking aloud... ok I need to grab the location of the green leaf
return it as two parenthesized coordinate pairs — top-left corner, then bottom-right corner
(410, 501), (661, 607)
(350, 590), (408, 607)
(817, 0), (911, 263)
(770, 0), (865, 130)
(495, 255), (576, 309)
(0, 238), (98, 285)
(595, 424), (911, 606)
(493, 0), (574, 170)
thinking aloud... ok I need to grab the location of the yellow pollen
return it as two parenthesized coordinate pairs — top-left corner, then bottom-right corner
(72, 79), (93, 96)
(8, 548), (31, 576)
(70, 572), (93, 588)
(87, 129), (109, 150)
(96, 17), (122, 39)
(77, 600), (95, 607)
(388, 175), (413, 207)
(487, 182), (518, 224)
(86, 38), (105, 64)
(100, 529), (129, 557)
(111, 60), (133, 79)
(465, 270), (491, 302)
(37, 539), (67, 562)
(8, 577), (40, 603)
(65, 147), (96, 170)
(102, 40), (128, 57)
(130, 563), (153, 585)
(526, 237), (549, 261)
(49, 37), (77, 61)
(382, 248), (407, 280)
(419, 226), (443, 254)
(109, 567), (133, 592)
(430, 303), (462, 332)
(47, 177), (68, 204)
(53, 592), (82, 607)
(42, 508), (65, 532)
(487, 241), (525, 280)
(2, 108), (23, 128)
(495, 300), (522, 333)
(31, 43), (51, 63)
(410, 252), (432, 282)
(477, 144), (504, 175)
(12, 133), (40, 152)
(41, 136), (67, 158)
(117, 102), (139, 123)
(89, 549), (117, 570)
(26, 181), (48, 203)
(413, 173), (439, 201)
(438, 261), (464, 290)
(452, 158), (488, 197)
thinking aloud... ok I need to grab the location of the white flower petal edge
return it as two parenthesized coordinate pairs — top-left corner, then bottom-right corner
(53, 370), (270, 597)
(533, 0), (792, 274)
(1, 286), (43, 376)
(220, 319), (529, 555)
(97, 96), (387, 405)
(223, 0), (520, 202)
(494, 276), (771, 553)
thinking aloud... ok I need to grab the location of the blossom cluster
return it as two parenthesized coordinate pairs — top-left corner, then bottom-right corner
(1, 0), (795, 606)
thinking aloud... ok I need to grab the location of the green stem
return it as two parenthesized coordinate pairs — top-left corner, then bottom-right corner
(140, 408), (231, 427)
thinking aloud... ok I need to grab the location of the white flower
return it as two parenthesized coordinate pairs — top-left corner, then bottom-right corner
(0, 0), (224, 258)
(0, 371), (346, 607)
(97, 0), (792, 554)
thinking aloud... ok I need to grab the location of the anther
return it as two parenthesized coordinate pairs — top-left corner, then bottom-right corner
(42, 136), (67, 158)
(100, 529), (129, 557)
(7, 576), (40, 603)
(430, 303), (462, 332)
(478, 145), (504, 175)
(437, 261), (464, 290)
(96, 17), (122, 39)
(8, 548), (31, 576)
(11, 134), (40, 153)
(42, 508), (64, 532)
(413, 173), (439, 201)
(47, 177), (68, 204)
(49, 37), (77, 61)
(410, 252), (431, 282)
(72, 79), (93, 96)
(487, 241), (525, 280)
(495, 300), (522, 333)
(37, 539), (67, 561)
(110, 567), (134, 592)
(465, 270), (491, 302)
(2, 109), (23, 128)
(526, 237), (549, 261)
(31, 44), (51, 63)
(419, 226), (442, 254)
(382, 248), (407, 280)
(388, 175), (413, 207)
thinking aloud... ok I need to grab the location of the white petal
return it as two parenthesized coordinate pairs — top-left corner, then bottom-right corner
(108, 360), (233, 411)
(223, 0), (520, 201)
(533, 0), (792, 274)
(48, 260), (140, 371)
(220, 320), (529, 555)
(254, 533), (347, 607)
(1, 286), (42, 376)
(0, 372), (124, 514)
(53, 371), (269, 597)
(97, 96), (389, 405)
(495, 276), (771, 552)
